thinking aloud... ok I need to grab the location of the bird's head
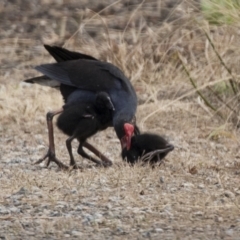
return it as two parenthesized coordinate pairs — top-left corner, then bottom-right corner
(121, 133), (174, 165)
(95, 92), (115, 111)
(114, 112), (138, 151)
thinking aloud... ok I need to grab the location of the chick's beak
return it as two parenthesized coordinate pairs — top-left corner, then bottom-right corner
(120, 135), (132, 150)
(126, 134), (132, 150)
(120, 136), (127, 150)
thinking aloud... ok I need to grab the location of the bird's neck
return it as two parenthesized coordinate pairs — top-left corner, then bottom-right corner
(113, 110), (135, 140)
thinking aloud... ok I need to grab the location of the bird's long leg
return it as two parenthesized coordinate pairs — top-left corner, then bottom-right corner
(66, 135), (75, 166)
(82, 142), (112, 166)
(77, 142), (107, 166)
(65, 135), (82, 169)
(34, 109), (67, 169)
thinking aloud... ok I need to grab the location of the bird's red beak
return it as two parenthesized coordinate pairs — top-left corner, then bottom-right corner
(121, 123), (134, 150)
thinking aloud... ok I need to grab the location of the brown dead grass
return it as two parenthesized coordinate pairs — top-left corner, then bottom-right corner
(1, 0), (240, 239)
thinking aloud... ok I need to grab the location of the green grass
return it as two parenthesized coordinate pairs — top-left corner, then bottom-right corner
(202, 0), (240, 24)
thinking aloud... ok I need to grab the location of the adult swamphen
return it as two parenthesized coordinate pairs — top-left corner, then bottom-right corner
(26, 46), (103, 168)
(25, 45), (138, 168)
(122, 133), (174, 166)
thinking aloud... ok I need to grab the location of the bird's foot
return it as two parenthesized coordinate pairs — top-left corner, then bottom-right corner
(34, 149), (68, 170)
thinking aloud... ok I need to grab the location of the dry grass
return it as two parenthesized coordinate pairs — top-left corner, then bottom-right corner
(1, 0), (240, 239)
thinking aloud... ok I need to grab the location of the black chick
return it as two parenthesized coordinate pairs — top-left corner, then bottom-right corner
(56, 92), (115, 168)
(122, 133), (174, 165)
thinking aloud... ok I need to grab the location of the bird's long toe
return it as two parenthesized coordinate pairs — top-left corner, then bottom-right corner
(34, 149), (68, 170)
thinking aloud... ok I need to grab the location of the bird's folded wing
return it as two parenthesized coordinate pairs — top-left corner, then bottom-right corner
(35, 59), (129, 92)
(24, 75), (60, 87)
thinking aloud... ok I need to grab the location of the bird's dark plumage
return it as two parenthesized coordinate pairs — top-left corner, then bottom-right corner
(57, 92), (114, 167)
(44, 44), (97, 62)
(35, 60), (126, 91)
(57, 92), (114, 136)
(30, 45), (137, 148)
(24, 45), (138, 168)
(122, 133), (174, 165)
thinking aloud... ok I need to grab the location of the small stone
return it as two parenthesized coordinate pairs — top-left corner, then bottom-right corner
(0, 206), (9, 214)
(10, 158), (21, 164)
(142, 232), (151, 238)
(84, 213), (94, 222)
(12, 199), (21, 206)
(181, 182), (194, 188)
(72, 231), (82, 236)
(75, 206), (82, 211)
(14, 187), (28, 195)
(193, 211), (204, 217)
(71, 189), (77, 194)
(94, 213), (104, 223)
(9, 207), (20, 213)
(160, 177), (164, 183)
(40, 20), (46, 26)
(224, 190), (235, 199)
(226, 229), (233, 236)
(50, 211), (60, 217)
(37, 145), (45, 151)
(170, 188), (177, 192)
(215, 216), (223, 222)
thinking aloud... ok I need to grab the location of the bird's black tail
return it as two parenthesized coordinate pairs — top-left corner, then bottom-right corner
(44, 45), (98, 63)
